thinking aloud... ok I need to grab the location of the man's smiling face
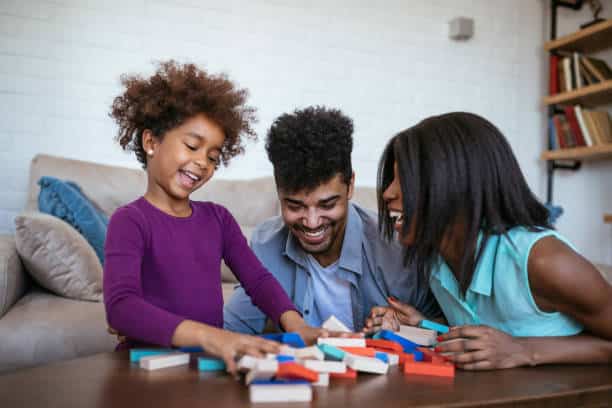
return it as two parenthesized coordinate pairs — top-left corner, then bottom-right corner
(279, 173), (354, 267)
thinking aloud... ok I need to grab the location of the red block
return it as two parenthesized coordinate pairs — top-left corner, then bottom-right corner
(339, 347), (377, 357)
(366, 339), (403, 353)
(398, 353), (415, 366)
(417, 347), (447, 364)
(403, 361), (455, 378)
(276, 362), (319, 382)
(330, 368), (357, 379)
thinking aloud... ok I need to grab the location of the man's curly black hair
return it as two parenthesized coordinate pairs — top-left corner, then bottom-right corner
(265, 106), (354, 193)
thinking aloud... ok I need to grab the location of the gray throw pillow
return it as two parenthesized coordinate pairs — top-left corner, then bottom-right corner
(14, 212), (102, 301)
(0, 235), (28, 318)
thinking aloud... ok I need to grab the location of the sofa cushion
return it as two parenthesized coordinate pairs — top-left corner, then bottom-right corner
(38, 176), (108, 264)
(0, 235), (29, 318)
(14, 212), (103, 302)
(0, 288), (115, 373)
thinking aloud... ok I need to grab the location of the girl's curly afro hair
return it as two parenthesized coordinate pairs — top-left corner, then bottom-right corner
(110, 60), (257, 168)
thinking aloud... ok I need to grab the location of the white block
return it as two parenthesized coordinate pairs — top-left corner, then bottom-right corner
(139, 352), (190, 371)
(398, 325), (437, 346)
(303, 360), (347, 374)
(249, 382), (312, 403)
(279, 345), (296, 356)
(245, 360), (279, 385)
(345, 354), (388, 375)
(237, 355), (259, 371)
(312, 373), (329, 387)
(322, 315), (351, 332)
(294, 346), (324, 361)
(317, 337), (366, 348)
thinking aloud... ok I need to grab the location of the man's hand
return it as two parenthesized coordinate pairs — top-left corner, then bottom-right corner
(363, 297), (425, 334)
(436, 325), (532, 370)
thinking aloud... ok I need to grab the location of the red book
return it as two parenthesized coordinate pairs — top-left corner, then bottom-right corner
(550, 55), (559, 95)
(552, 115), (567, 148)
(563, 106), (586, 146)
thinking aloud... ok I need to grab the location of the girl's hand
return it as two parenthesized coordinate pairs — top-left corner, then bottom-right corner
(436, 325), (532, 370)
(199, 326), (281, 375)
(363, 297), (425, 334)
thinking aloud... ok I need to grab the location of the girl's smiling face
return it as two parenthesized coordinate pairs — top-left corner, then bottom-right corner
(143, 113), (225, 209)
(382, 162), (416, 246)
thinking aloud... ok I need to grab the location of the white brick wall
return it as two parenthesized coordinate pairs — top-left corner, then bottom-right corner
(0, 0), (610, 264)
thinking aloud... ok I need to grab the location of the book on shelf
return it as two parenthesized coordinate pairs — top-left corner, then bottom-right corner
(549, 106), (612, 150)
(549, 52), (612, 94)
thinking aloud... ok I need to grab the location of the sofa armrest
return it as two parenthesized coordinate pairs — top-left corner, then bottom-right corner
(0, 235), (29, 318)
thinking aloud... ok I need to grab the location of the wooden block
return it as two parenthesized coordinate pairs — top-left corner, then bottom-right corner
(294, 346), (324, 361)
(366, 339), (404, 353)
(379, 330), (418, 352)
(197, 357), (226, 371)
(322, 315), (351, 332)
(245, 359), (279, 385)
(249, 380), (312, 403)
(417, 347), (447, 364)
(419, 319), (449, 334)
(129, 349), (174, 363)
(404, 361), (455, 378)
(303, 360), (347, 374)
(345, 354), (389, 374)
(139, 352), (189, 371)
(312, 373), (329, 387)
(339, 346), (377, 357)
(237, 355), (259, 371)
(398, 325), (438, 346)
(317, 344), (346, 361)
(317, 337), (366, 348)
(370, 348), (400, 365)
(276, 362), (319, 382)
(330, 367), (357, 379)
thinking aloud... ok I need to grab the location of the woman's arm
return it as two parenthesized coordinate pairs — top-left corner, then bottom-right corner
(437, 236), (612, 369)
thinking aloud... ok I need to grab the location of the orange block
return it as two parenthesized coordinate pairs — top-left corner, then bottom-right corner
(366, 339), (403, 353)
(398, 353), (415, 365)
(276, 362), (319, 382)
(339, 347), (377, 357)
(330, 368), (357, 379)
(403, 361), (455, 378)
(417, 347), (447, 364)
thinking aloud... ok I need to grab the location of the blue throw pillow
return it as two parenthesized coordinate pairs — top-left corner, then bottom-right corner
(38, 176), (109, 264)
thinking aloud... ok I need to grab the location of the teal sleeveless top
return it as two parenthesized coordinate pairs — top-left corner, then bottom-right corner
(429, 227), (583, 337)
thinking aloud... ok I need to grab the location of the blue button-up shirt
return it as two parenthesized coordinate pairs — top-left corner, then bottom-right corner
(223, 202), (440, 333)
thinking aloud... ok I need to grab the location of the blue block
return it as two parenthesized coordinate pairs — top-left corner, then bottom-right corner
(198, 357), (226, 371)
(129, 349), (173, 363)
(178, 346), (204, 353)
(276, 355), (295, 363)
(412, 350), (424, 362)
(317, 344), (345, 361)
(419, 319), (449, 334)
(374, 352), (389, 363)
(261, 332), (306, 348)
(379, 330), (418, 352)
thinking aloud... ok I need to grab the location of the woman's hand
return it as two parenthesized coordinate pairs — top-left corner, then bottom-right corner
(436, 325), (532, 370)
(363, 297), (425, 334)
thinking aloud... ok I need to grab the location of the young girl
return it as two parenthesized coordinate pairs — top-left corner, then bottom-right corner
(104, 61), (326, 373)
(366, 112), (612, 369)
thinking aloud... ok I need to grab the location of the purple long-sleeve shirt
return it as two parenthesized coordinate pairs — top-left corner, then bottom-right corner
(103, 197), (297, 347)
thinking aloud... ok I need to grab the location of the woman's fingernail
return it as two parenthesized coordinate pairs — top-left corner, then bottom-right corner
(437, 336), (444, 342)
(389, 296), (397, 301)
(434, 346), (442, 352)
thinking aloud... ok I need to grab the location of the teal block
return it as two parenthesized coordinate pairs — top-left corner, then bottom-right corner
(317, 344), (345, 361)
(372, 331), (383, 339)
(198, 357), (226, 371)
(129, 349), (173, 363)
(419, 319), (449, 334)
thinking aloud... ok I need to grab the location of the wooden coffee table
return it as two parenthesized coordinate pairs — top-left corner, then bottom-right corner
(1, 351), (611, 407)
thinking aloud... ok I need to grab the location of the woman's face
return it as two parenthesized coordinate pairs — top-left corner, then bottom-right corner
(382, 162), (416, 246)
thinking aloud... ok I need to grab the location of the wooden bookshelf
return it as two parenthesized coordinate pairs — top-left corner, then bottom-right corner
(543, 80), (612, 106)
(605, 213), (612, 224)
(545, 19), (612, 53)
(540, 143), (612, 161)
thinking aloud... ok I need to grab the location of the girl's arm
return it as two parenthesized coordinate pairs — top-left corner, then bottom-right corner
(437, 236), (612, 369)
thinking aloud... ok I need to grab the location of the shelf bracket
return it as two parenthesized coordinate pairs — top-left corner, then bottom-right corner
(546, 159), (582, 204)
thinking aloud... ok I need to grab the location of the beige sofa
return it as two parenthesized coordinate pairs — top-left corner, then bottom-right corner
(0, 154), (378, 373)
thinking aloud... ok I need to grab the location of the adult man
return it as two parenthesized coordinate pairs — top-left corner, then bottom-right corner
(223, 106), (439, 333)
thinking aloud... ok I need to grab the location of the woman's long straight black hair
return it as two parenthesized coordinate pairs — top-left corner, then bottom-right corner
(377, 112), (551, 295)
